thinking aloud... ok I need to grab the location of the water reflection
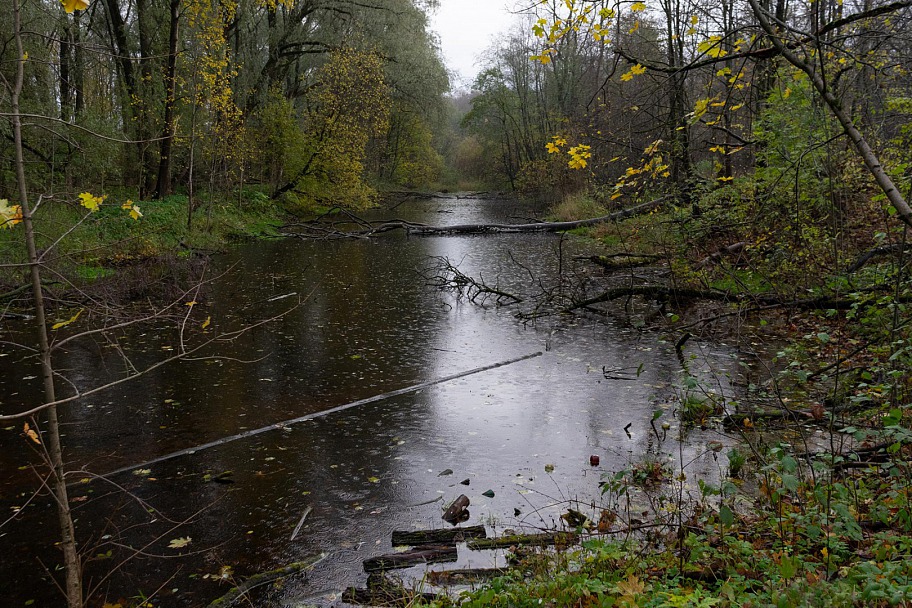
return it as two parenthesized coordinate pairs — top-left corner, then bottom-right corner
(0, 196), (739, 606)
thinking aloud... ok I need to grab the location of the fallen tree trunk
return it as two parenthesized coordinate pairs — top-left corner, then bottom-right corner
(426, 568), (507, 585)
(406, 197), (669, 235)
(391, 525), (486, 547)
(571, 284), (912, 313)
(207, 554), (325, 607)
(283, 197), (670, 239)
(363, 545), (458, 572)
(582, 253), (666, 272)
(343, 573), (445, 606)
(466, 531), (578, 550)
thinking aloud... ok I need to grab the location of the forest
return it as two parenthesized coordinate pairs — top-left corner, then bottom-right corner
(2, 0), (912, 606)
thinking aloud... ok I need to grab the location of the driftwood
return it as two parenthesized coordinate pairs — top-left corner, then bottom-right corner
(206, 554), (325, 607)
(466, 531), (578, 550)
(391, 525), (486, 547)
(427, 568), (507, 585)
(363, 545), (458, 572)
(442, 494), (470, 525)
(343, 573), (444, 606)
(341, 586), (443, 606)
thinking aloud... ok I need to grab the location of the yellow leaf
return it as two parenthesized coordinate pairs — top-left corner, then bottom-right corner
(201, 316), (211, 329)
(0, 199), (23, 229)
(78, 192), (105, 212)
(129, 205), (142, 220)
(52, 308), (83, 330)
(630, 2), (646, 11)
(61, 0), (90, 13)
(24, 423), (41, 445)
(185, 301), (197, 307)
(168, 537), (192, 549)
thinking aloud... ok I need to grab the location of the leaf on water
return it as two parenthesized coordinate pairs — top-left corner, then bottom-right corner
(52, 308), (83, 330)
(132, 468), (152, 476)
(201, 316), (211, 329)
(367, 476), (380, 483)
(544, 464), (555, 473)
(23, 423), (40, 445)
(168, 537), (192, 549)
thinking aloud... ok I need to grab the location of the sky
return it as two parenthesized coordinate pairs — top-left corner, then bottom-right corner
(429, 0), (522, 88)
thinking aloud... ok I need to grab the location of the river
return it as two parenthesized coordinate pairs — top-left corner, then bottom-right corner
(0, 194), (741, 606)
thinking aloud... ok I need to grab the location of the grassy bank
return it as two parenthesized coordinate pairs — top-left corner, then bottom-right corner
(0, 190), (287, 291)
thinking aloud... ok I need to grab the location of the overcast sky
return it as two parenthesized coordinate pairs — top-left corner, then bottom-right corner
(429, 0), (522, 88)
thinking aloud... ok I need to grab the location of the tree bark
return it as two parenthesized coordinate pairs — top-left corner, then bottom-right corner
(155, 0), (180, 199)
(12, 4), (83, 606)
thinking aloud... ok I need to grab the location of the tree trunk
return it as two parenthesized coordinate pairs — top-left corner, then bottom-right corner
(12, 5), (83, 606)
(155, 0), (180, 199)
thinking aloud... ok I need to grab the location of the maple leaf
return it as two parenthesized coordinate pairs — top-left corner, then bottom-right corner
(23, 423), (41, 445)
(0, 199), (23, 229)
(168, 537), (192, 549)
(122, 200), (143, 220)
(61, 0), (90, 13)
(78, 192), (105, 212)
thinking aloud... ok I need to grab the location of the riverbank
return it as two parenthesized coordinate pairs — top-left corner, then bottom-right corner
(403, 192), (912, 608)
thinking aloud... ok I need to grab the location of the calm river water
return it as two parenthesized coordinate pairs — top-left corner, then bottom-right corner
(0, 195), (741, 606)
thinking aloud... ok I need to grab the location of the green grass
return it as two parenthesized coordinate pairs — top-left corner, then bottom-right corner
(0, 189), (287, 285)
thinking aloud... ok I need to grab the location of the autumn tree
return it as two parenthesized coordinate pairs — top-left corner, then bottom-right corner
(271, 48), (390, 209)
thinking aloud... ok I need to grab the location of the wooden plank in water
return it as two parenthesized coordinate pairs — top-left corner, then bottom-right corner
(427, 568), (507, 585)
(363, 545), (458, 573)
(466, 532), (578, 550)
(391, 525), (486, 547)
